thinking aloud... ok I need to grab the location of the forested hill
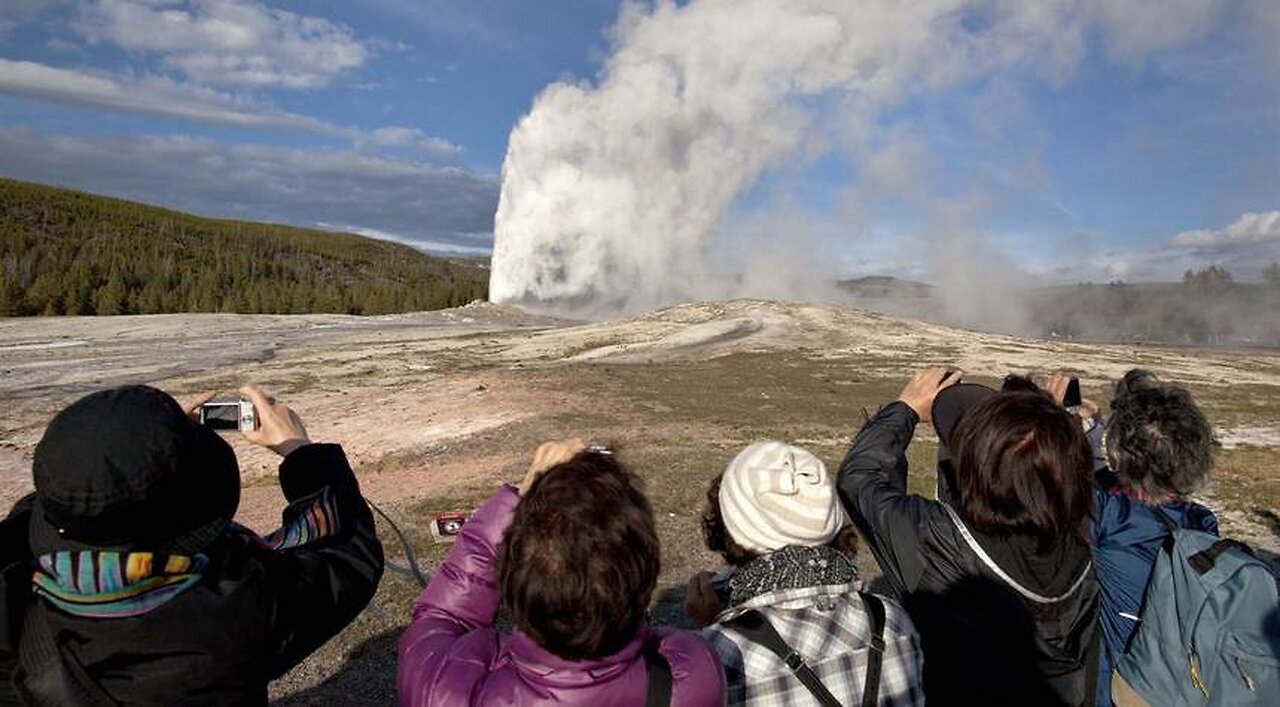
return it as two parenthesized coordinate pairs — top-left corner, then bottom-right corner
(0, 178), (489, 316)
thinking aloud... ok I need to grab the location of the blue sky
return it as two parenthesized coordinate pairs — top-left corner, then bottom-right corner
(0, 0), (1277, 280)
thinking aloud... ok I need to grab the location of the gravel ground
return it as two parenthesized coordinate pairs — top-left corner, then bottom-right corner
(2, 299), (1277, 704)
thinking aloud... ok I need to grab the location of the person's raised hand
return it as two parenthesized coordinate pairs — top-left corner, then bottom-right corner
(238, 385), (310, 457)
(1078, 398), (1103, 424)
(683, 571), (722, 628)
(517, 438), (586, 496)
(897, 367), (962, 423)
(1045, 373), (1071, 406)
(175, 391), (216, 422)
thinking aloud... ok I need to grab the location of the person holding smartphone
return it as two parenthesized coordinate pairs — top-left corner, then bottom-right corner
(838, 368), (1099, 706)
(0, 384), (383, 705)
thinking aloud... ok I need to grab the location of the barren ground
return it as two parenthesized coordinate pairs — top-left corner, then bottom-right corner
(2, 300), (1277, 705)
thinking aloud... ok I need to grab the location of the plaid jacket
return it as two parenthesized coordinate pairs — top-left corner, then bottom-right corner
(701, 582), (925, 706)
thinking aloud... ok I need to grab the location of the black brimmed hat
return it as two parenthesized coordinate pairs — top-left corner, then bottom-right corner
(29, 386), (241, 556)
(931, 382), (997, 461)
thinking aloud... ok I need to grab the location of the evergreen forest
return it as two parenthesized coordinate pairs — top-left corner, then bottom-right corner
(0, 178), (489, 316)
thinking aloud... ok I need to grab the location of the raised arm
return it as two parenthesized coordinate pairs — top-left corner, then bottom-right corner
(258, 443), (384, 677)
(837, 368), (959, 596)
(233, 386), (384, 677)
(399, 484), (517, 651)
(397, 440), (584, 705)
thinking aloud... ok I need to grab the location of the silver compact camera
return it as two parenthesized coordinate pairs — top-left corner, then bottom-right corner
(199, 399), (257, 432)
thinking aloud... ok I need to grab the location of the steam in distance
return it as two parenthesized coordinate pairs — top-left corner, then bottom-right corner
(490, 0), (1235, 324)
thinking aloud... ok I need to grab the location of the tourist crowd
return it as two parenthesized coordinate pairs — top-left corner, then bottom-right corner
(0, 366), (1275, 705)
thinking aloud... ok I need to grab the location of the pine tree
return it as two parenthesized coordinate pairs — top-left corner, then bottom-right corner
(94, 274), (127, 316)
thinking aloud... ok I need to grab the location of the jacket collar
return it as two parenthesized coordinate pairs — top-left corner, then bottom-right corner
(505, 626), (649, 685)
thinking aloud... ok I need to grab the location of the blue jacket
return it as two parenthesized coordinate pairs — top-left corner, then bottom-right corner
(1091, 469), (1217, 705)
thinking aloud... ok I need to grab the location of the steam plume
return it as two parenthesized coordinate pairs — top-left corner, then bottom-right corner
(491, 0), (1220, 316)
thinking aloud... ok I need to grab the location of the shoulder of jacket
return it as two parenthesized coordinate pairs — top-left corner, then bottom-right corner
(653, 627), (720, 669)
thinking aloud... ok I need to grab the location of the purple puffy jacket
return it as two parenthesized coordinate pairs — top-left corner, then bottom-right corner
(397, 485), (725, 706)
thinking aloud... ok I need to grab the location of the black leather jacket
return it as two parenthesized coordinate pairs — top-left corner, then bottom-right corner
(839, 402), (1099, 706)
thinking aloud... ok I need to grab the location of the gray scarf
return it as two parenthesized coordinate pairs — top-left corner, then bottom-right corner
(729, 544), (858, 606)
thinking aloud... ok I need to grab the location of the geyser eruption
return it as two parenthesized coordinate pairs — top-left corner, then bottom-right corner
(491, 0), (1218, 315)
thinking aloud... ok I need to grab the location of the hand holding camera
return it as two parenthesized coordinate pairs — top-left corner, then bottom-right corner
(898, 367), (962, 423)
(237, 385), (311, 457)
(518, 438), (586, 496)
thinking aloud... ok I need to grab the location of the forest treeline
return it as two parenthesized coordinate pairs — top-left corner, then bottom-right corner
(0, 178), (489, 316)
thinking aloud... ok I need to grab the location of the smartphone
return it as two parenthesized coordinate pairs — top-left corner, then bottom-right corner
(1063, 378), (1082, 408)
(199, 399), (257, 432)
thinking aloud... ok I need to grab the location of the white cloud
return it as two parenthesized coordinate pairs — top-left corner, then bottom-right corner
(1170, 211), (1280, 248)
(0, 126), (499, 247)
(364, 126), (463, 159)
(316, 223), (492, 257)
(1058, 211), (1280, 282)
(71, 0), (369, 89)
(1084, 0), (1223, 66)
(0, 58), (333, 131)
(0, 59), (463, 161)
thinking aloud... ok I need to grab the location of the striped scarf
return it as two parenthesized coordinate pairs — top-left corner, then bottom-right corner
(33, 551), (207, 618)
(32, 487), (339, 618)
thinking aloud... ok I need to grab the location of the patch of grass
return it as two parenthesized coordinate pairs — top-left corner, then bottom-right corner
(1212, 446), (1280, 524)
(1189, 383), (1280, 429)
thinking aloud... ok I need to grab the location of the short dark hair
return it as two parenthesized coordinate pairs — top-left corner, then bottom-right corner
(498, 451), (660, 660)
(1000, 374), (1043, 394)
(1107, 371), (1214, 499)
(700, 472), (857, 567)
(953, 392), (1093, 550)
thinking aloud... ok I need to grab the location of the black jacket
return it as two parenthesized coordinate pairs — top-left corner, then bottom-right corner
(0, 443), (384, 706)
(838, 402), (1099, 706)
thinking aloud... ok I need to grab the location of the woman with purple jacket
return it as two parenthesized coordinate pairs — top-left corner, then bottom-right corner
(397, 439), (725, 706)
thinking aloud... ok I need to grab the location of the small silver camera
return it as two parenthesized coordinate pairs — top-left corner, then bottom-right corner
(199, 399), (257, 432)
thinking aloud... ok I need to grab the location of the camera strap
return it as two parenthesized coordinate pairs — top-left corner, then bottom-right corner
(366, 500), (429, 588)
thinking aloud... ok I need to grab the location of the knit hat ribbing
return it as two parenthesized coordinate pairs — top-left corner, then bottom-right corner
(718, 441), (844, 554)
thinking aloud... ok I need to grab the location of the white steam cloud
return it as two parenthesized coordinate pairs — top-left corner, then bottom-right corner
(491, 0), (1222, 315)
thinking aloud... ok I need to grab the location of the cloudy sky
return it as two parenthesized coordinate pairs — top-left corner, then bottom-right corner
(0, 0), (1277, 279)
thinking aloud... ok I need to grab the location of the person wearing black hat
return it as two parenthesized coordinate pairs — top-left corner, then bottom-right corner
(837, 368), (1099, 706)
(0, 385), (383, 705)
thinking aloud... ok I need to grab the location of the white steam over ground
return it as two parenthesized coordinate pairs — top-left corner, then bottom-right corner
(490, 0), (1227, 320)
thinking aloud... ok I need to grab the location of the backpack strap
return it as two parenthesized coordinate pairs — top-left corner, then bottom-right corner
(1149, 505), (1252, 573)
(1151, 505), (1179, 534)
(722, 610), (842, 707)
(644, 635), (672, 707)
(1187, 539), (1255, 574)
(858, 592), (887, 707)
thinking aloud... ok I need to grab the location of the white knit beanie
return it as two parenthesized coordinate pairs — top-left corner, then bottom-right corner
(718, 441), (845, 554)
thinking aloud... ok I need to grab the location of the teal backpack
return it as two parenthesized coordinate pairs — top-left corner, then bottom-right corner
(1116, 508), (1279, 705)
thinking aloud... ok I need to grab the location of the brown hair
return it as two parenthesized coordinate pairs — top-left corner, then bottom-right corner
(498, 451), (660, 660)
(700, 472), (857, 566)
(952, 392), (1092, 551)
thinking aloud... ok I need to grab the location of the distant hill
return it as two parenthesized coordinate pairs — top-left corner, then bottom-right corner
(836, 275), (934, 298)
(0, 178), (489, 316)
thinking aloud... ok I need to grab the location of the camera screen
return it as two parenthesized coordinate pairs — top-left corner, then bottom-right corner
(201, 403), (241, 430)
